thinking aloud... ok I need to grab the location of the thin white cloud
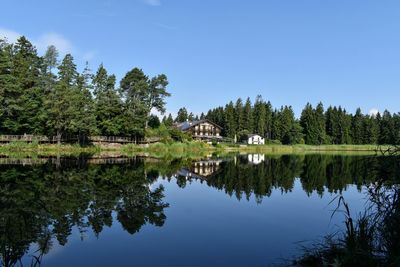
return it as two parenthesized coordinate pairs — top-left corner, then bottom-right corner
(0, 28), (73, 55)
(0, 27), (97, 62)
(369, 108), (379, 117)
(143, 0), (161, 6)
(35, 32), (74, 55)
(0, 27), (22, 43)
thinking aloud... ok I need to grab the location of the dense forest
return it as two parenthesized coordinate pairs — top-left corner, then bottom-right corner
(0, 36), (170, 142)
(189, 96), (400, 145)
(1, 36), (399, 145)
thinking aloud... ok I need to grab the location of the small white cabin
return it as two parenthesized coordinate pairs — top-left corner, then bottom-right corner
(247, 134), (265, 145)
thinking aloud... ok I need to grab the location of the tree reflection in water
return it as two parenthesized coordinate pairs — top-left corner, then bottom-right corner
(0, 154), (399, 266)
(173, 154), (399, 203)
(0, 158), (168, 267)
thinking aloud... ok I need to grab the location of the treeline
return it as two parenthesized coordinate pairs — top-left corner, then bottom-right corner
(200, 96), (400, 145)
(0, 36), (170, 142)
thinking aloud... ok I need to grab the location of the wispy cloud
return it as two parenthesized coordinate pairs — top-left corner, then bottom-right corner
(0, 28), (73, 55)
(35, 33), (74, 55)
(0, 27), (21, 43)
(143, 0), (161, 6)
(0, 27), (97, 62)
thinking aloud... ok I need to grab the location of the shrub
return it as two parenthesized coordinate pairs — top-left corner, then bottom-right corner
(265, 139), (282, 145)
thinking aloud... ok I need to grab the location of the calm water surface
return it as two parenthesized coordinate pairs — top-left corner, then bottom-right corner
(1, 154), (399, 267)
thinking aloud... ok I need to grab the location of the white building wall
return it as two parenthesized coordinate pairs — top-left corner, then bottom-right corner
(247, 135), (265, 145)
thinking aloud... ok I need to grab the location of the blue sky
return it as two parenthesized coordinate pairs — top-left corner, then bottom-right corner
(1, 0), (399, 117)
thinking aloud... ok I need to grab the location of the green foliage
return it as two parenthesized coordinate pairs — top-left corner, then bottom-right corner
(224, 101), (236, 138)
(326, 106), (352, 144)
(162, 113), (174, 127)
(0, 35), (399, 147)
(0, 37), (171, 142)
(265, 139), (282, 145)
(148, 115), (161, 128)
(300, 102), (327, 145)
(169, 127), (192, 142)
(237, 129), (250, 142)
(203, 96), (398, 146)
(243, 97), (253, 133)
(119, 67), (170, 133)
(175, 107), (188, 123)
(93, 64), (123, 135)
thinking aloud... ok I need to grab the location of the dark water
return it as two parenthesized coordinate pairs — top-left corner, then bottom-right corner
(1, 154), (399, 267)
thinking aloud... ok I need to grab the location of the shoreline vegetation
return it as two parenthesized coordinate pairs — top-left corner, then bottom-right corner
(0, 141), (392, 159)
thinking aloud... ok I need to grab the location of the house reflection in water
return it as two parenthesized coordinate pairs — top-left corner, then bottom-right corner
(176, 159), (223, 180)
(247, 154), (265, 165)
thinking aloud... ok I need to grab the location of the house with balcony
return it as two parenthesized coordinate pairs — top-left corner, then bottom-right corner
(175, 119), (223, 142)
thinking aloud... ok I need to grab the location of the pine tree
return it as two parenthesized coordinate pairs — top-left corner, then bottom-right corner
(326, 106), (350, 144)
(120, 68), (170, 132)
(7, 37), (43, 134)
(46, 54), (79, 143)
(264, 101), (273, 139)
(301, 102), (327, 145)
(175, 107), (188, 122)
(300, 103), (316, 144)
(148, 115), (161, 128)
(165, 113), (174, 127)
(379, 110), (395, 144)
(271, 109), (281, 141)
(0, 39), (19, 133)
(93, 64), (123, 135)
(253, 95), (266, 136)
(234, 98), (244, 132)
(279, 106), (303, 144)
(224, 101), (236, 138)
(315, 102), (327, 144)
(243, 97), (253, 133)
(188, 112), (195, 121)
(351, 108), (364, 144)
(73, 63), (97, 143)
(362, 115), (379, 144)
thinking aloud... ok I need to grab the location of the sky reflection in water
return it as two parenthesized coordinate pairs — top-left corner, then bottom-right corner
(1, 154), (399, 267)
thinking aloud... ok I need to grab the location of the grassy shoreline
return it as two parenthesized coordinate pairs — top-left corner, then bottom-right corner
(0, 141), (391, 158)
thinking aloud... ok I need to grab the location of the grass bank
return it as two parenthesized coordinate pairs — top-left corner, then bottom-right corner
(215, 144), (389, 155)
(0, 141), (100, 158)
(0, 141), (391, 158)
(121, 141), (214, 158)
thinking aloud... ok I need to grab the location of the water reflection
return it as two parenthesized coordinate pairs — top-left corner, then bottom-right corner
(0, 159), (168, 267)
(0, 154), (399, 266)
(247, 154), (265, 164)
(174, 154), (399, 202)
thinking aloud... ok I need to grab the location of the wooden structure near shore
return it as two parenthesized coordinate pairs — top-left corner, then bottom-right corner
(0, 135), (160, 144)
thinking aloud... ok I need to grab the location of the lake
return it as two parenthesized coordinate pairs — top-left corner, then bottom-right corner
(1, 154), (399, 267)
